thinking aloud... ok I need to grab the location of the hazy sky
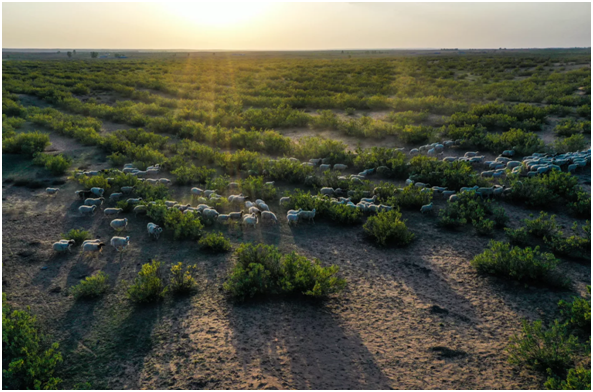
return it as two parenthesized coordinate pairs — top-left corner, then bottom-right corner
(2, 2), (591, 50)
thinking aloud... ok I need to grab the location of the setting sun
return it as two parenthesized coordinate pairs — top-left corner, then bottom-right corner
(163, 2), (270, 28)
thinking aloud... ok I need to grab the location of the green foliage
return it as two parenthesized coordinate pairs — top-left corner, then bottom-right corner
(471, 241), (564, 286)
(544, 221), (591, 260)
(473, 218), (495, 236)
(505, 227), (530, 247)
(558, 286), (591, 335)
(2, 294), (63, 389)
(147, 204), (203, 240)
(32, 153), (72, 175)
(126, 260), (168, 303)
(61, 228), (91, 245)
(2, 131), (51, 156)
(389, 184), (432, 210)
(171, 165), (215, 185)
(223, 243), (346, 300)
(70, 272), (109, 299)
(545, 365), (591, 390)
(524, 212), (560, 239)
(553, 134), (587, 154)
(169, 262), (197, 295)
(327, 204), (363, 225)
(575, 104), (590, 119)
(492, 206), (510, 228)
(198, 232), (231, 253)
(409, 156), (486, 190)
(507, 320), (581, 376)
(438, 191), (492, 228)
(363, 209), (415, 246)
(507, 171), (583, 212)
(553, 119), (591, 137)
(239, 176), (277, 200)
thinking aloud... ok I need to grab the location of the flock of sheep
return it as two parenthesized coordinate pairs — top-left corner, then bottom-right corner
(47, 144), (591, 255)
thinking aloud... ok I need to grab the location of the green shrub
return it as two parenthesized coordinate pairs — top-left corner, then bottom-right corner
(328, 204), (363, 225)
(507, 171), (582, 210)
(32, 153), (72, 175)
(61, 228), (91, 245)
(524, 212), (560, 239)
(239, 176), (277, 200)
(388, 184), (432, 210)
(126, 260), (167, 303)
(198, 232), (231, 252)
(438, 191), (492, 228)
(2, 294), (63, 389)
(545, 365), (591, 390)
(558, 286), (591, 336)
(473, 218), (495, 236)
(553, 134), (587, 154)
(223, 243), (345, 300)
(2, 131), (51, 156)
(169, 262), (197, 295)
(147, 204), (203, 240)
(505, 227), (530, 247)
(544, 222), (590, 260)
(408, 155), (486, 190)
(471, 241), (565, 286)
(492, 206), (510, 228)
(568, 191), (590, 219)
(576, 104), (591, 119)
(345, 107), (356, 116)
(363, 209), (414, 246)
(70, 272), (109, 299)
(553, 119), (591, 137)
(507, 320), (580, 376)
(171, 165), (215, 185)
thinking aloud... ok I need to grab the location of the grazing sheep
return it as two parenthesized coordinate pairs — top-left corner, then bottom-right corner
(410, 148), (419, 155)
(442, 157), (457, 163)
(202, 208), (219, 219)
(82, 239), (101, 246)
(481, 171), (494, 178)
(46, 187), (59, 195)
(316, 163), (331, 172)
(144, 178), (158, 185)
(82, 242), (106, 255)
(449, 194), (459, 202)
(110, 218), (128, 232)
(133, 205), (147, 216)
(297, 208), (316, 224)
(289, 157), (299, 163)
(75, 190), (93, 200)
(506, 161), (522, 169)
(109, 192), (123, 202)
(502, 149), (515, 157)
(228, 194), (248, 204)
(126, 198), (142, 205)
(287, 213), (299, 226)
(84, 197), (105, 207)
(261, 211), (278, 224)
(245, 201), (255, 208)
(242, 213), (258, 229)
(158, 178), (172, 186)
(420, 202), (433, 214)
(414, 182), (428, 188)
(567, 164), (578, 173)
(53, 239), (75, 253)
(249, 206), (261, 215)
(333, 164), (348, 171)
(229, 211), (244, 220)
(164, 200), (178, 208)
(464, 151), (478, 158)
(121, 186), (135, 194)
(258, 202), (270, 211)
(191, 187), (204, 196)
(78, 205), (97, 216)
(110, 236), (130, 252)
(104, 208), (123, 217)
(265, 181), (275, 186)
(90, 187), (104, 197)
(279, 197), (291, 206)
(309, 158), (322, 165)
(287, 208), (302, 216)
(228, 182), (239, 189)
(320, 187), (335, 196)
(361, 195), (377, 204)
(123, 168), (136, 174)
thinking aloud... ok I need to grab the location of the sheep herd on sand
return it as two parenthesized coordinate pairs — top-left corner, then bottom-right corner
(48, 146), (591, 254)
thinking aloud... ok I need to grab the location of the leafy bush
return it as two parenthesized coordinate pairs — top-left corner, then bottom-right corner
(505, 227), (530, 247)
(169, 262), (197, 294)
(61, 228), (91, 245)
(545, 365), (591, 390)
(147, 204), (203, 240)
(524, 212), (560, 239)
(388, 184), (432, 210)
(223, 243), (346, 300)
(198, 232), (231, 252)
(2, 131), (51, 156)
(328, 204), (363, 225)
(553, 119), (591, 137)
(126, 260), (168, 303)
(558, 286), (591, 335)
(408, 156), (485, 190)
(471, 241), (565, 286)
(507, 171), (582, 211)
(2, 294), (63, 389)
(32, 153), (72, 175)
(492, 206), (510, 228)
(438, 191), (492, 228)
(553, 134), (587, 154)
(239, 176), (277, 200)
(363, 209), (414, 246)
(70, 271), (109, 299)
(473, 218), (495, 236)
(507, 320), (580, 375)
(171, 165), (215, 185)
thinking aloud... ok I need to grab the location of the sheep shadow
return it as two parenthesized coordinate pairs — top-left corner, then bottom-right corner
(225, 297), (392, 389)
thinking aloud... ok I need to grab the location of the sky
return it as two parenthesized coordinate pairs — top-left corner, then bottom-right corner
(2, 2), (591, 50)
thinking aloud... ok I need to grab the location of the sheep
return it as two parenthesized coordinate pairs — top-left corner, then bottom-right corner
(123, 167), (136, 174)
(104, 208), (123, 217)
(245, 201), (255, 208)
(75, 190), (93, 200)
(414, 182), (428, 188)
(110, 218), (128, 232)
(196, 204), (210, 212)
(320, 187), (335, 196)
(410, 148), (419, 155)
(442, 157), (457, 163)
(279, 197), (291, 206)
(123, 163), (136, 169)
(53, 239), (75, 253)
(302, 162), (314, 167)
(202, 208), (219, 219)
(427, 148), (436, 156)
(249, 206), (261, 215)
(265, 181), (275, 186)
(78, 205), (97, 216)
(481, 171), (494, 178)
(109, 192), (123, 202)
(333, 164), (348, 171)
(464, 151), (478, 158)
(289, 157), (299, 163)
(477, 187), (494, 198)
(297, 208), (316, 224)
(217, 214), (230, 223)
(229, 211), (244, 220)
(158, 178), (172, 186)
(420, 202), (433, 214)
(309, 158), (322, 165)
(502, 149), (515, 157)
(126, 198), (142, 205)
(405, 179), (414, 186)
(287, 213), (299, 226)
(449, 194), (459, 202)
(242, 213), (258, 229)
(164, 200), (178, 208)
(567, 164), (578, 173)
(133, 170), (148, 178)
(191, 187), (204, 196)
(258, 202), (270, 211)
(110, 236), (130, 252)
(134, 205), (147, 216)
(361, 195), (377, 203)
(90, 187), (104, 197)
(287, 208), (302, 216)
(46, 187), (59, 195)
(506, 161), (522, 169)
(121, 186), (135, 194)
(261, 211), (278, 225)
(82, 242), (106, 255)
(144, 179), (158, 185)
(460, 185), (479, 193)
(228, 182), (239, 189)
(228, 194), (248, 204)
(442, 190), (456, 199)
(84, 197), (105, 207)
(82, 239), (101, 246)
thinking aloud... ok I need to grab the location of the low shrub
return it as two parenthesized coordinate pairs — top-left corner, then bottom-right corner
(544, 221), (591, 260)
(473, 218), (495, 236)
(2, 294), (63, 389)
(409, 156), (486, 190)
(388, 184), (432, 210)
(198, 232), (231, 252)
(169, 262), (197, 295)
(505, 227), (530, 247)
(328, 204), (363, 225)
(70, 271), (109, 299)
(471, 241), (565, 286)
(32, 153), (72, 175)
(239, 176), (277, 200)
(524, 212), (560, 239)
(126, 260), (168, 303)
(223, 243), (346, 301)
(553, 119), (591, 137)
(544, 365), (591, 390)
(507, 320), (581, 376)
(61, 228), (91, 245)
(147, 204), (203, 240)
(2, 131), (51, 156)
(553, 134), (587, 154)
(363, 209), (414, 246)
(507, 171), (582, 211)
(438, 191), (492, 228)
(492, 206), (510, 228)
(558, 286), (591, 335)
(171, 165), (215, 185)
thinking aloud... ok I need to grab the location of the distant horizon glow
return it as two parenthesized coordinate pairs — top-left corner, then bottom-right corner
(2, 2), (591, 50)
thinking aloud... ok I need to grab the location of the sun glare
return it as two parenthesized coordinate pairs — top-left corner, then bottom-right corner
(164, 2), (269, 28)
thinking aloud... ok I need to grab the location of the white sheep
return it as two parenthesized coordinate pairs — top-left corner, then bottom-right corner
(279, 197), (291, 206)
(110, 236), (130, 252)
(229, 211), (244, 220)
(258, 202), (270, 211)
(261, 211), (278, 224)
(46, 187), (59, 195)
(287, 213), (299, 226)
(333, 164), (348, 171)
(110, 218), (128, 232)
(164, 200), (178, 208)
(319, 164), (331, 171)
(53, 240), (75, 253)
(147, 222), (162, 240)
(134, 205), (147, 216)
(109, 192), (123, 202)
(90, 187), (104, 197)
(84, 197), (105, 207)
(121, 186), (134, 194)
(158, 178), (172, 186)
(82, 242), (106, 255)
(104, 208), (123, 217)
(78, 205), (97, 216)
(420, 202), (433, 214)
(320, 187), (335, 196)
(217, 214), (230, 223)
(126, 198), (142, 205)
(242, 213), (258, 229)
(297, 208), (316, 224)
(202, 208), (219, 219)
